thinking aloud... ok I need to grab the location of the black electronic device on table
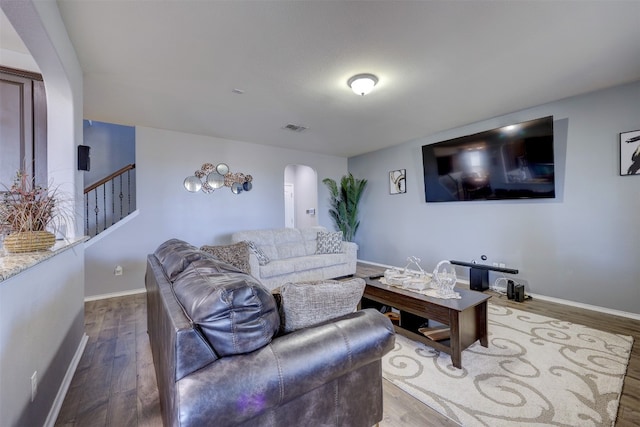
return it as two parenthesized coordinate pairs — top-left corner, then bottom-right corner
(449, 260), (519, 291)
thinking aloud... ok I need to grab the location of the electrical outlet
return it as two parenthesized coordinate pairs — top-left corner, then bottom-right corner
(492, 262), (499, 267)
(31, 371), (37, 402)
(499, 263), (506, 268)
(114, 265), (123, 276)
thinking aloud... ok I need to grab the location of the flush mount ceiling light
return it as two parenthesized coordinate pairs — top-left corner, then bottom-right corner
(347, 73), (378, 96)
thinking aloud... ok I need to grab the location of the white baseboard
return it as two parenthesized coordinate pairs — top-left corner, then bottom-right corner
(358, 259), (395, 269)
(84, 288), (146, 302)
(358, 258), (640, 321)
(44, 333), (88, 427)
(527, 292), (640, 321)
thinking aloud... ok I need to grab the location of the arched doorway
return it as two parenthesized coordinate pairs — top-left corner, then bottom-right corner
(284, 164), (318, 228)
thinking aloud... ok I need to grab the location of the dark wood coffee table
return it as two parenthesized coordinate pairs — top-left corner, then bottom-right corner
(362, 278), (491, 369)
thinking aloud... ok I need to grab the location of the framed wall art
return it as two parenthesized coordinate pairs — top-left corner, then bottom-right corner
(620, 129), (640, 176)
(389, 169), (406, 194)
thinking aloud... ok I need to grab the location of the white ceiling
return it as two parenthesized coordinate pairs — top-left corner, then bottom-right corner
(4, 1), (640, 157)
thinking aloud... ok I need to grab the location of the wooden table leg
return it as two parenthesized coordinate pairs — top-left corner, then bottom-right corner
(449, 310), (462, 369)
(478, 301), (488, 348)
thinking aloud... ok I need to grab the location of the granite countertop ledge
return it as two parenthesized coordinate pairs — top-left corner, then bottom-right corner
(0, 236), (88, 282)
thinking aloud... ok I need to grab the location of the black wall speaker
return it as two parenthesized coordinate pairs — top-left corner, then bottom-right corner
(514, 284), (525, 302)
(507, 280), (515, 300)
(78, 145), (90, 171)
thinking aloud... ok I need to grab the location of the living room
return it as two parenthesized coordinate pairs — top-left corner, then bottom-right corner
(1, 1), (638, 426)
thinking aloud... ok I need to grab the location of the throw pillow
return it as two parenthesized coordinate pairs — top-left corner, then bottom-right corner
(316, 231), (344, 254)
(200, 242), (251, 274)
(245, 240), (270, 265)
(278, 278), (366, 333)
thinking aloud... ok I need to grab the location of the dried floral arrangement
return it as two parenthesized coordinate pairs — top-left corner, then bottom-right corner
(1, 171), (71, 252)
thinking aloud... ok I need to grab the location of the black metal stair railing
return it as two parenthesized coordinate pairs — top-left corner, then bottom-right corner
(84, 164), (136, 237)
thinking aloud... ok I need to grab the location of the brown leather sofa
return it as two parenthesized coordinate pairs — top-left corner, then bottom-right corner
(145, 239), (395, 427)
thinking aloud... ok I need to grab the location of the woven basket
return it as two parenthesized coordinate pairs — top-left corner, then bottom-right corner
(4, 231), (55, 253)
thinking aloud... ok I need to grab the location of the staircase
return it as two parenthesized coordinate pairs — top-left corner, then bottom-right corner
(84, 164), (136, 237)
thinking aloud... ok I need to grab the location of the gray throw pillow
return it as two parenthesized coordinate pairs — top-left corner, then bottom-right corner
(278, 278), (366, 333)
(245, 240), (270, 265)
(316, 231), (344, 254)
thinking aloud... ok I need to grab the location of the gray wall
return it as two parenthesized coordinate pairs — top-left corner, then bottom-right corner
(349, 81), (640, 315)
(84, 126), (347, 297)
(0, 2), (86, 426)
(0, 247), (85, 427)
(82, 120), (135, 187)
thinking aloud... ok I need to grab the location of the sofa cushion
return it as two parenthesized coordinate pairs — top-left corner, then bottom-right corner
(277, 242), (307, 259)
(172, 259), (280, 357)
(232, 227), (330, 260)
(259, 258), (296, 278)
(274, 228), (306, 259)
(290, 255), (327, 271)
(154, 238), (208, 280)
(277, 278), (366, 333)
(200, 242), (251, 274)
(291, 254), (347, 271)
(233, 229), (279, 261)
(316, 231), (344, 254)
(300, 226), (327, 255)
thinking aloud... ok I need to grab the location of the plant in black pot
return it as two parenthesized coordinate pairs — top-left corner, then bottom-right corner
(322, 173), (367, 242)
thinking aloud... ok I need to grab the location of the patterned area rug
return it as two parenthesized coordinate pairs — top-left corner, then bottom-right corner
(382, 304), (633, 426)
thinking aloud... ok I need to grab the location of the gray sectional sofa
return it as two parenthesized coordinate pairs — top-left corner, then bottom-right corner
(145, 238), (395, 427)
(231, 226), (358, 290)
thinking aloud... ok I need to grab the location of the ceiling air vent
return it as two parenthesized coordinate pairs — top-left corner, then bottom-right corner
(282, 123), (308, 133)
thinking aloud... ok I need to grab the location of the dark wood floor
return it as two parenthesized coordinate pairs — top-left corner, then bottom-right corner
(56, 263), (640, 426)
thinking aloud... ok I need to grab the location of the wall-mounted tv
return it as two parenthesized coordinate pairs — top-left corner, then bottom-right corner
(422, 116), (555, 202)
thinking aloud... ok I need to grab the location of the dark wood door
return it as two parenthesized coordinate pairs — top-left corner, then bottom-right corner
(0, 66), (47, 188)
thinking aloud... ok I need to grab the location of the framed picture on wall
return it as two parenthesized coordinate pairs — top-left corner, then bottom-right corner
(620, 129), (640, 176)
(389, 169), (406, 194)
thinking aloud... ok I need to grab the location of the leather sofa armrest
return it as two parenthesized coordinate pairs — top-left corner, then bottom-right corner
(176, 309), (394, 426)
(271, 308), (393, 397)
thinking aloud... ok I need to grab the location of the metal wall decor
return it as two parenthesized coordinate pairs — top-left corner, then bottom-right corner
(184, 163), (253, 194)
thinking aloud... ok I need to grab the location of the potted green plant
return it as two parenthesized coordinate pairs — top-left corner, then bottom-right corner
(0, 171), (66, 253)
(322, 173), (367, 242)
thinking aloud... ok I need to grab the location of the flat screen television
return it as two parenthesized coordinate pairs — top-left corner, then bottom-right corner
(422, 116), (555, 202)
